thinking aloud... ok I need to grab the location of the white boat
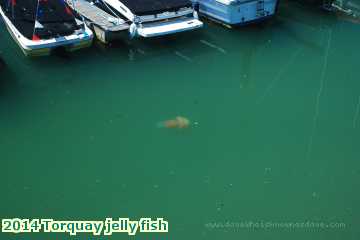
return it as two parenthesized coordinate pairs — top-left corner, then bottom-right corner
(99, 0), (203, 38)
(0, 0), (93, 56)
(192, 0), (279, 27)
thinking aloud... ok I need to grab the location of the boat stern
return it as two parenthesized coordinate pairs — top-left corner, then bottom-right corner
(134, 16), (203, 38)
(195, 0), (279, 25)
(22, 27), (94, 57)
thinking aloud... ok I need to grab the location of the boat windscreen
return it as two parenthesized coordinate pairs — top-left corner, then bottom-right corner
(0, 0), (80, 40)
(118, 0), (192, 15)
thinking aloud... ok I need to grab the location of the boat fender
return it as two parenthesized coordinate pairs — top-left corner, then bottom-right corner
(129, 23), (138, 39)
(193, 10), (199, 19)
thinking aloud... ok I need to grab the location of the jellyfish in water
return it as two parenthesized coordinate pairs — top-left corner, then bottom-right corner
(157, 116), (190, 129)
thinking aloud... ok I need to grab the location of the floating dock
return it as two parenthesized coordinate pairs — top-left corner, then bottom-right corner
(67, 0), (130, 43)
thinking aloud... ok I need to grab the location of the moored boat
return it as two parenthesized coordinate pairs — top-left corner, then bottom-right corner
(192, 0), (280, 27)
(0, 0), (93, 56)
(98, 0), (203, 38)
(67, 0), (129, 43)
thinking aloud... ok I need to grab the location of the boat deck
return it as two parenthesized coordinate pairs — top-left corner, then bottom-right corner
(118, 0), (192, 15)
(67, 0), (129, 32)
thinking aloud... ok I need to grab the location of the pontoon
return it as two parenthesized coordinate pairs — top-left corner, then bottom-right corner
(192, 0), (279, 27)
(98, 0), (203, 38)
(0, 0), (93, 56)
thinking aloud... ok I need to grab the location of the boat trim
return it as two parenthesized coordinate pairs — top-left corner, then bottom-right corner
(103, 0), (195, 23)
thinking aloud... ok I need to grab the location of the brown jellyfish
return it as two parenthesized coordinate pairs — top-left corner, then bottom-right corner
(158, 116), (191, 129)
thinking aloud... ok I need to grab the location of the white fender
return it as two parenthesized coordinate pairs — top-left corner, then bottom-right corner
(129, 22), (138, 39)
(193, 10), (199, 19)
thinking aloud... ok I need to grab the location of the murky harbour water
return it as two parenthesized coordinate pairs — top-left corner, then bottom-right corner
(0, 1), (360, 239)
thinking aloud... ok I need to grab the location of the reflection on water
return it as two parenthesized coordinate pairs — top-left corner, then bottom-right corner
(0, 58), (17, 96)
(0, 55), (4, 68)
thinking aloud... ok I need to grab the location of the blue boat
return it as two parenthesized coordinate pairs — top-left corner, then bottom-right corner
(192, 0), (280, 27)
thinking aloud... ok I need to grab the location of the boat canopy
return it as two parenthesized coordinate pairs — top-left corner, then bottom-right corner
(119, 0), (192, 15)
(0, 0), (80, 40)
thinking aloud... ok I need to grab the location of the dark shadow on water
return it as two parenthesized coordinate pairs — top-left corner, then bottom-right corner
(0, 56), (5, 68)
(52, 46), (72, 60)
(0, 59), (18, 97)
(29, 42), (106, 67)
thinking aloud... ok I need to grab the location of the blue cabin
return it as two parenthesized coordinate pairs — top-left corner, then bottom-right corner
(192, 0), (280, 26)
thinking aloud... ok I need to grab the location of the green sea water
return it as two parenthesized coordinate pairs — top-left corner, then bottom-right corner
(0, 1), (360, 239)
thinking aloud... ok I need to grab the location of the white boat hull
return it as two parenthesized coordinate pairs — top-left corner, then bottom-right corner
(136, 17), (203, 37)
(193, 0), (279, 26)
(0, 6), (93, 56)
(102, 0), (203, 38)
